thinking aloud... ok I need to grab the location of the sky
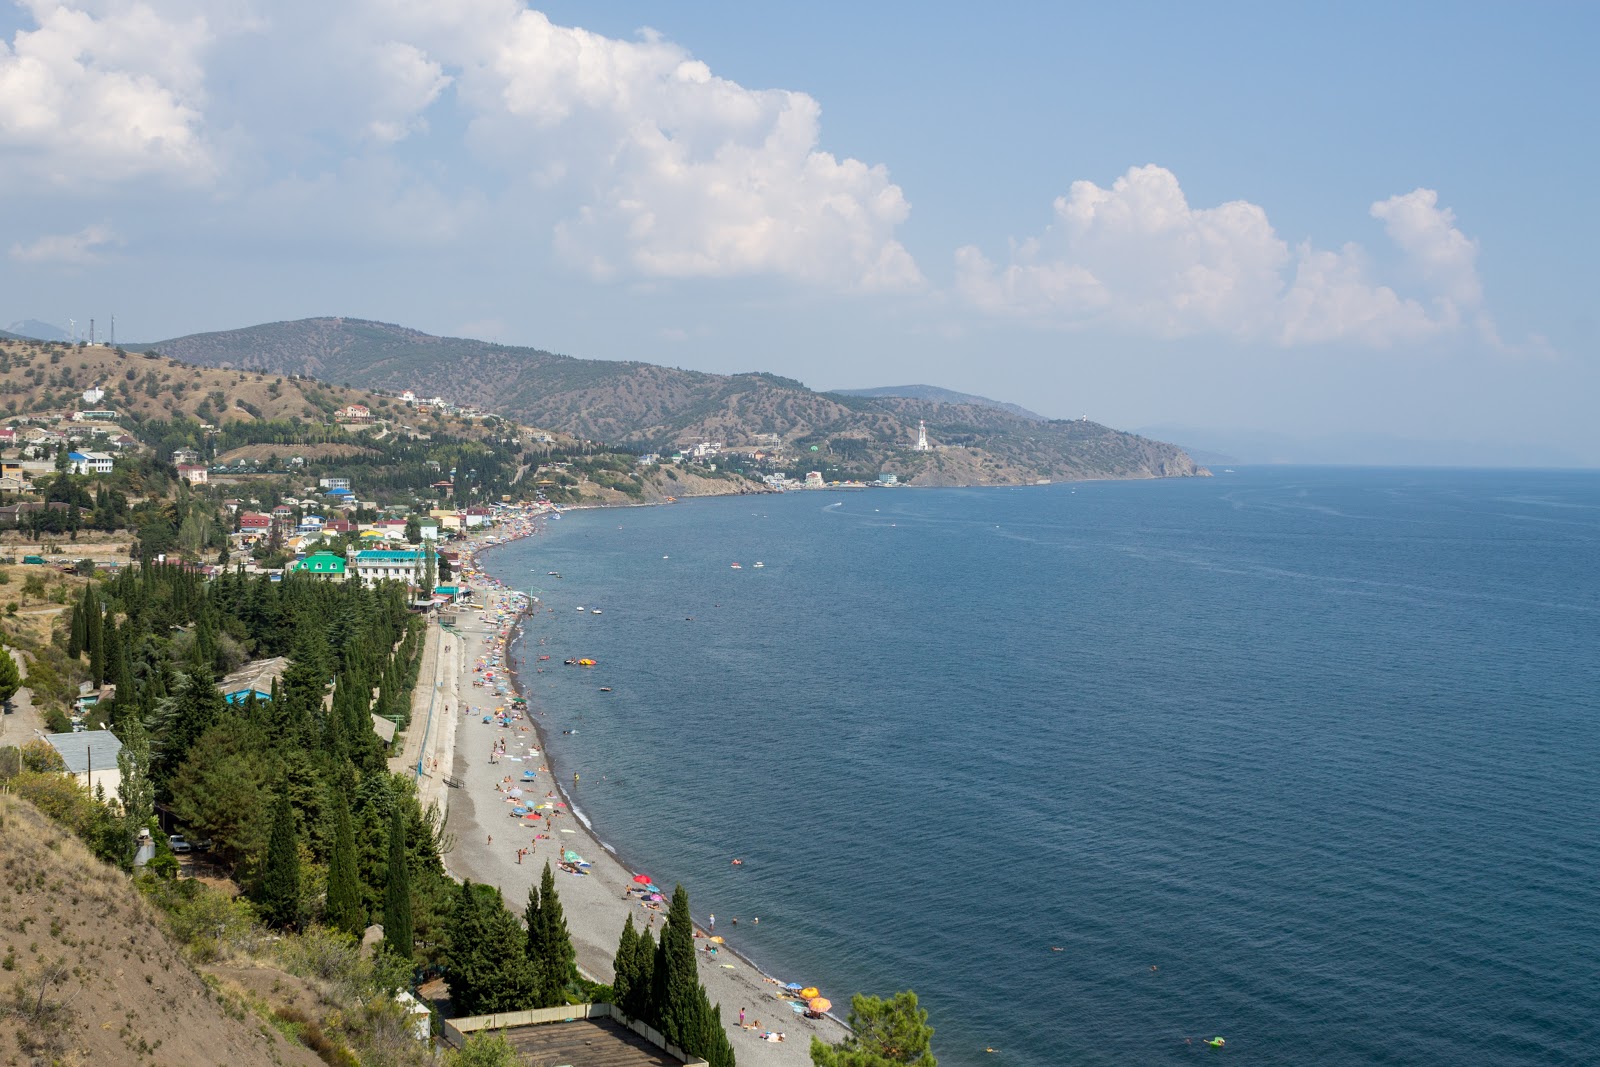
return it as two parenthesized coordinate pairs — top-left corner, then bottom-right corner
(2, 1), (1596, 464)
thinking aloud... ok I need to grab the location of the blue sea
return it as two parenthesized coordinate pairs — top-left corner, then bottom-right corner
(483, 468), (1600, 1067)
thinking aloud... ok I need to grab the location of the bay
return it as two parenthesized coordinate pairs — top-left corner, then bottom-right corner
(485, 467), (1600, 1066)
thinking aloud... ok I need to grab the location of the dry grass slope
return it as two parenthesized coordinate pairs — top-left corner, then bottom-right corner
(0, 792), (323, 1067)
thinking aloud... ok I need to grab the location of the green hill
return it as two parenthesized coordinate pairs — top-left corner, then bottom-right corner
(142, 317), (1207, 485)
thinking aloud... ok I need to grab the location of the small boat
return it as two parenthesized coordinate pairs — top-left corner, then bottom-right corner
(548, 571), (560, 576)
(752, 562), (765, 568)
(730, 562), (742, 569)
(538, 655), (550, 661)
(591, 609), (602, 615)
(577, 658), (597, 667)
(564, 658), (578, 665)
(576, 606), (585, 611)
(599, 687), (612, 692)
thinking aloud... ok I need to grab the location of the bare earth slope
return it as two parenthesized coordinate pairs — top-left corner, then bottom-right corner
(147, 318), (1207, 483)
(0, 792), (322, 1067)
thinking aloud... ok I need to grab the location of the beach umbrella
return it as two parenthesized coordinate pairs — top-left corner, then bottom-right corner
(709, 936), (725, 944)
(632, 874), (652, 885)
(784, 983), (803, 992)
(809, 997), (831, 1013)
(800, 987), (819, 999)
(563, 849), (583, 863)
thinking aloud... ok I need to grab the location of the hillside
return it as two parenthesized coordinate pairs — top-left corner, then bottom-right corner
(0, 791), (323, 1067)
(146, 318), (1207, 484)
(832, 384), (1046, 421)
(0, 336), (407, 431)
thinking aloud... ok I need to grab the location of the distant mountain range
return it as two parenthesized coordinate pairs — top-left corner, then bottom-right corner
(135, 317), (1204, 485)
(6, 319), (70, 342)
(832, 384), (1046, 422)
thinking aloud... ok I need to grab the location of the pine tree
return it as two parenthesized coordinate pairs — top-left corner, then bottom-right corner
(260, 791), (302, 929)
(383, 803), (414, 962)
(0, 642), (20, 705)
(449, 881), (536, 1016)
(524, 880), (546, 998)
(325, 783), (364, 937)
(612, 914), (639, 1017)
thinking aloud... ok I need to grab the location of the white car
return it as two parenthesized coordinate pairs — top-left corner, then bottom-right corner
(168, 834), (192, 854)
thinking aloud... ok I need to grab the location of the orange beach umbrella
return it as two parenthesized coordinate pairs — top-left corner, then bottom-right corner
(800, 987), (819, 1000)
(809, 997), (831, 1013)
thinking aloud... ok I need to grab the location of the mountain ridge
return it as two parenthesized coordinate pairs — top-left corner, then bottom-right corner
(141, 317), (1207, 485)
(831, 384), (1047, 421)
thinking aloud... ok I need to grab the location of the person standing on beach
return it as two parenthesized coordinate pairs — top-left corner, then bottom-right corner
(709, 913), (715, 930)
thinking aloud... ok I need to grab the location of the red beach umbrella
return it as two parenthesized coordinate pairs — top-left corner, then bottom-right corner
(633, 874), (652, 884)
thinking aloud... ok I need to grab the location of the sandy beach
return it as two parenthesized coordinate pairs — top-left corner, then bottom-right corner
(421, 514), (848, 1066)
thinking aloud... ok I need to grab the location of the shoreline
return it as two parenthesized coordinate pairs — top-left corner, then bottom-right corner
(438, 508), (849, 1065)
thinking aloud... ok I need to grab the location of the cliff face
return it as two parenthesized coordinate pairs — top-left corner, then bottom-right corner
(148, 317), (1208, 484)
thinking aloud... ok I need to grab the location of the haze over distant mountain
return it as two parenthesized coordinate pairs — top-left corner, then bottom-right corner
(144, 317), (1205, 485)
(6, 319), (70, 342)
(831, 385), (1046, 422)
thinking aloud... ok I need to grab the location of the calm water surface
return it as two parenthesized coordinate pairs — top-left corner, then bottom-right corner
(485, 468), (1600, 1067)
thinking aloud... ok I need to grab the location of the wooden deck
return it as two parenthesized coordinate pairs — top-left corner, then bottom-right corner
(502, 1016), (682, 1067)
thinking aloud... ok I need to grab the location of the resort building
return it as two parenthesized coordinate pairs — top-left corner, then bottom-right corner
(177, 464), (208, 485)
(67, 451), (114, 475)
(351, 548), (423, 588)
(286, 551), (347, 580)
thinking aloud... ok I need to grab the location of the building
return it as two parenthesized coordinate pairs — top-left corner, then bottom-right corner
(286, 551), (347, 579)
(171, 447), (201, 466)
(177, 464), (208, 485)
(67, 451), (114, 475)
(335, 405), (373, 424)
(221, 657), (289, 705)
(804, 471), (825, 488)
(351, 549), (423, 587)
(44, 730), (123, 797)
(319, 476), (351, 490)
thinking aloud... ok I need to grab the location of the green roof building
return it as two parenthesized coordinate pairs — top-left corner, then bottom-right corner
(286, 551), (348, 579)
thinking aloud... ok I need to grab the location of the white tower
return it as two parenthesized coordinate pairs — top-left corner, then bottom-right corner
(915, 420), (930, 452)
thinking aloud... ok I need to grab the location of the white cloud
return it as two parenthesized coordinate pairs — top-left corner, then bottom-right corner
(9, 224), (119, 264)
(0, 0), (220, 186)
(371, 2), (922, 289)
(955, 165), (1499, 348)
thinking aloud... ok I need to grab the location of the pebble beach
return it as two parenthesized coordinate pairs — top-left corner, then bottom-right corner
(427, 512), (850, 1067)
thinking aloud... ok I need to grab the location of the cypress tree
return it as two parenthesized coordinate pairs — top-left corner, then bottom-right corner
(524, 879), (546, 997)
(325, 784), (363, 937)
(382, 803), (414, 962)
(654, 885), (699, 1048)
(260, 791), (302, 929)
(87, 594), (104, 686)
(612, 914), (639, 1016)
(535, 861), (577, 1005)
(446, 880), (488, 1013)
(629, 927), (657, 1023)
(68, 587), (87, 658)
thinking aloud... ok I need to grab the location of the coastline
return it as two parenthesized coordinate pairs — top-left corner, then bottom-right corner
(437, 509), (850, 1065)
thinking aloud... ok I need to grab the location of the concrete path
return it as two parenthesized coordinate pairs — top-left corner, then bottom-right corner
(0, 647), (43, 744)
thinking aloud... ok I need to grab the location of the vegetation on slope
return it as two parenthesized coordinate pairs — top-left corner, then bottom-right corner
(147, 318), (1206, 484)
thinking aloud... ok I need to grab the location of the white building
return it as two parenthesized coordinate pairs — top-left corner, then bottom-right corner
(45, 730), (123, 798)
(350, 549), (423, 587)
(177, 464), (208, 485)
(68, 450), (114, 475)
